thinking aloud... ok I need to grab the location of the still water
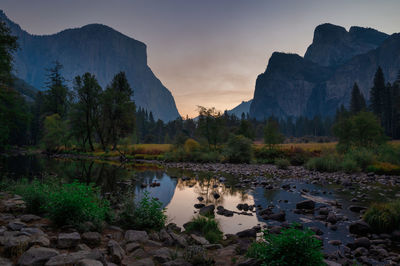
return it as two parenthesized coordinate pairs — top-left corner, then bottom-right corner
(1, 154), (383, 251)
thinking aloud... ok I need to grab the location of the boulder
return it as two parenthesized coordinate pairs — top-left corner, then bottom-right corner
(125, 230), (149, 243)
(169, 232), (187, 247)
(45, 250), (103, 266)
(3, 235), (31, 256)
(349, 220), (371, 236)
(82, 232), (102, 247)
(326, 212), (337, 224)
(199, 205), (215, 216)
(236, 229), (256, 238)
(190, 234), (209, 245)
(194, 204), (205, 209)
(18, 247), (59, 266)
(7, 221), (26, 231)
(152, 247), (172, 263)
(20, 214), (41, 223)
(77, 259), (103, 266)
(57, 232), (81, 249)
(107, 240), (125, 264)
(296, 200), (315, 210)
(132, 258), (155, 266)
(162, 258), (191, 266)
(348, 205), (367, 213)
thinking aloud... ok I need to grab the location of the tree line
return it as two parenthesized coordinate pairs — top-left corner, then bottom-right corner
(1, 19), (400, 152)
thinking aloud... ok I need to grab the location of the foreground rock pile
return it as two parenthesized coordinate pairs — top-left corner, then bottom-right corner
(0, 193), (262, 265)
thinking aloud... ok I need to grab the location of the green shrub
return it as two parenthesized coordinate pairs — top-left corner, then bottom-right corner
(344, 148), (375, 170)
(254, 147), (284, 163)
(376, 145), (400, 165)
(287, 148), (311, 166)
(184, 138), (200, 153)
(14, 179), (51, 215)
(364, 201), (400, 233)
(274, 158), (290, 170)
(185, 216), (223, 244)
(341, 157), (360, 173)
(120, 190), (166, 231)
(366, 162), (400, 175)
(305, 155), (341, 172)
(223, 134), (253, 163)
(247, 226), (323, 266)
(45, 181), (111, 230)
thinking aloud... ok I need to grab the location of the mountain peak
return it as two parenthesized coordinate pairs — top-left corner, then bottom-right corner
(305, 23), (388, 67)
(2, 10), (179, 121)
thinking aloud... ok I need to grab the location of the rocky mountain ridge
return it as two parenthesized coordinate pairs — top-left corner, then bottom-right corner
(250, 23), (399, 120)
(0, 10), (180, 121)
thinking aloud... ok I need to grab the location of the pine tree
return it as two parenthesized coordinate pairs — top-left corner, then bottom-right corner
(0, 21), (18, 87)
(370, 67), (385, 120)
(350, 82), (366, 114)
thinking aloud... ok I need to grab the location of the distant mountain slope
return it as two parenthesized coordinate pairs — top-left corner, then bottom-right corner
(11, 75), (38, 102)
(227, 100), (252, 117)
(0, 10), (180, 121)
(250, 23), (399, 120)
(304, 23), (388, 67)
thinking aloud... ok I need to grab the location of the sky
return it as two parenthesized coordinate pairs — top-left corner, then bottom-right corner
(1, 0), (399, 117)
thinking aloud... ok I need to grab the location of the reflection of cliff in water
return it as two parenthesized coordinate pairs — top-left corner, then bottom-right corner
(134, 170), (177, 208)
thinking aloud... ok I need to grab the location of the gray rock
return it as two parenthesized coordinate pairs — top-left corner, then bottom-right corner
(77, 259), (103, 266)
(18, 247), (59, 266)
(21, 227), (45, 236)
(169, 232), (187, 247)
(45, 250), (103, 266)
(199, 205), (215, 216)
(3, 235), (31, 256)
(57, 232), (81, 249)
(236, 229), (256, 238)
(159, 229), (173, 245)
(327, 212), (337, 224)
(30, 235), (50, 247)
(328, 240), (342, 246)
(296, 200), (315, 210)
(0, 257), (12, 266)
(20, 214), (41, 223)
(190, 234), (209, 245)
(107, 240), (125, 264)
(162, 259), (191, 266)
(348, 205), (367, 213)
(125, 230), (148, 243)
(349, 220), (371, 236)
(126, 242), (141, 253)
(82, 232), (102, 247)
(133, 258), (155, 266)
(152, 247), (172, 263)
(7, 221), (26, 231)
(130, 248), (148, 258)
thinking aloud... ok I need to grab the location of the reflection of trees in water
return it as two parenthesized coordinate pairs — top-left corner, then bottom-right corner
(170, 170), (251, 207)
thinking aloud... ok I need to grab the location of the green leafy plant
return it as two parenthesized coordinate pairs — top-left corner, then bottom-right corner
(223, 134), (253, 163)
(274, 158), (290, 170)
(247, 225), (324, 266)
(305, 154), (341, 172)
(120, 190), (166, 231)
(13, 179), (52, 214)
(364, 201), (400, 233)
(185, 216), (223, 244)
(45, 181), (111, 230)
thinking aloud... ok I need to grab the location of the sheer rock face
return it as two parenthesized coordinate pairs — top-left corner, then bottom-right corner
(250, 23), (399, 120)
(0, 10), (180, 122)
(304, 23), (388, 67)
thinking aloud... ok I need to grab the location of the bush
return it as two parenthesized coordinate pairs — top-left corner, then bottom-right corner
(184, 138), (200, 153)
(45, 181), (111, 230)
(254, 146), (284, 163)
(185, 216), (223, 244)
(366, 162), (400, 175)
(341, 157), (360, 173)
(11, 179), (111, 230)
(274, 158), (290, 170)
(286, 148), (311, 166)
(13, 179), (52, 215)
(305, 155), (341, 172)
(247, 225), (323, 266)
(376, 144), (400, 165)
(120, 190), (166, 231)
(364, 201), (400, 233)
(344, 148), (375, 170)
(223, 134), (253, 163)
